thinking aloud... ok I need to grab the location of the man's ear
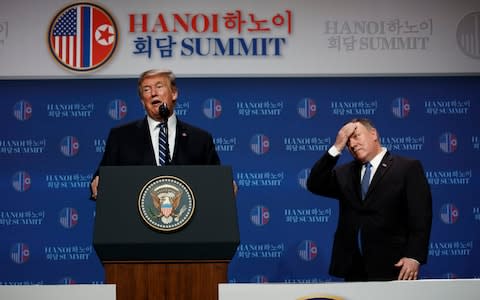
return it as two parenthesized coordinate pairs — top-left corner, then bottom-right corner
(371, 128), (379, 141)
(172, 88), (178, 101)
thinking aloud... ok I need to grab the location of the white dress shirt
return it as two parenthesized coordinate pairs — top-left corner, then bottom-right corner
(147, 114), (177, 166)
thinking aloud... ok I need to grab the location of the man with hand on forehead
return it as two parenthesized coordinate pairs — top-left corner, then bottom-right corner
(307, 118), (432, 281)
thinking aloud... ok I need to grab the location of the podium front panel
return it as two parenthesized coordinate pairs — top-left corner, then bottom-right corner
(93, 165), (240, 262)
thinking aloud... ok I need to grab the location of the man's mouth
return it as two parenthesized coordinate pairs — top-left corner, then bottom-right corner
(151, 99), (161, 105)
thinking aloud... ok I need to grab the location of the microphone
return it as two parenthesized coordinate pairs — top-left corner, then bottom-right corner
(159, 103), (170, 119)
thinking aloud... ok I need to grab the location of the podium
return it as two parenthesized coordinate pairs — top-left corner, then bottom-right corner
(93, 166), (240, 300)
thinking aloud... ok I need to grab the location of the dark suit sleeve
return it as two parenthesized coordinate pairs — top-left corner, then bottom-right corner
(405, 160), (432, 264)
(98, 128), (120, 167)
(203, 132), (221, 165)
(92, 128), (117, 178)
(306, 152), (341, 199)
(92, 122), (151, 177)
(172, 121), (221, 166)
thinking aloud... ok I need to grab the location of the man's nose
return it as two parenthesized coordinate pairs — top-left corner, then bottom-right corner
(348, 140), (357, 150)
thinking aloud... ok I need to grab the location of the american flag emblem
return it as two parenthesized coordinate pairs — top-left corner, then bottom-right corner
(297, 97), (317, 119)
(48, 3), (117, 72)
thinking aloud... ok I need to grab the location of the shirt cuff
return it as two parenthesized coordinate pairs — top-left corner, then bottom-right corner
(328, 145), (341, 157)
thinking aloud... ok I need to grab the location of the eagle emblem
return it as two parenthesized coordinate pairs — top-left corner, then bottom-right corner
(151, 184), (186, 224)
(138, 176), (195, 232)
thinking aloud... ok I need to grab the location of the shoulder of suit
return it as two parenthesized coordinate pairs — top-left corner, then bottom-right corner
(177, 119), (212, 136)
(385, 152), (422, 166)
(110, 118), (146, 132)
(387, 152), (412, 161)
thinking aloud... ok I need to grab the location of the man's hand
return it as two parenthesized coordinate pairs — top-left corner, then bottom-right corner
(334, 122), (357, 152)
(395, 257), (420, 280)
(233, 180), (238, 197)
(90, 175), (99, 200)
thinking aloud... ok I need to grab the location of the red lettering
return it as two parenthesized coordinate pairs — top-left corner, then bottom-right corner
(129, 14), (148, 33)
(152, 14), (170, 32)
(191, 14), (209, 33)
(212, 14), (219, 32)
(173, 13), (190, 32)
(128, 13), (220, 33)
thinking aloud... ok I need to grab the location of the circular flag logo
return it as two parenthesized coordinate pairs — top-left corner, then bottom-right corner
(108, 99), (128, 120)
(203, 98), (222, 119)
(10, 243), (30, 264)
(48, 3), (118, 72)
(297, 97), (317, 119)
(59, 207), (79, 229)
(13, 100), (33, 121)
(250, 205), (270, 226)
(12, 171), (31, 192)
(439, 132), (458, 154)
(138, 176), (195, 232)
(440, 203), (459, 224)
(250, 134), (270, 155)
(391, 97), (410, 119)
(60, 136), (80, 157)
(457, 12), (480, 59)
(298, 240), (318, 261)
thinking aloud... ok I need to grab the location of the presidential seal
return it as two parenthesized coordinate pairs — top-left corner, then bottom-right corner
(138, 176), (195, 232)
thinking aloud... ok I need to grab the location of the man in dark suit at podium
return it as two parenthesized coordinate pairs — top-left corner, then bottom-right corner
(307, 118), (432, 281)
(90, 69), (221, 199)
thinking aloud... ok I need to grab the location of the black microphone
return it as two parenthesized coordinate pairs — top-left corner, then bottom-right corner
(159, 103), (170, 119)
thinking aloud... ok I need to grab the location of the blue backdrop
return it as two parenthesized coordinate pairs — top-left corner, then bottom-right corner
(1, 76), (479, 285)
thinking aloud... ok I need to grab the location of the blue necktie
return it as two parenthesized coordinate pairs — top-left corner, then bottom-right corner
(361, 162), (371, 200)
(358, 162), (372, 254)
(158, 122), (169, 166)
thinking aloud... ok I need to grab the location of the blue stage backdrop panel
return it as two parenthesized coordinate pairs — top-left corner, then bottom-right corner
(1, 76), (479, 284)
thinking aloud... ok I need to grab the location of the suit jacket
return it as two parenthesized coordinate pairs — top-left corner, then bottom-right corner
(94, 117), (220, 176)
(307, 151), (432, 279)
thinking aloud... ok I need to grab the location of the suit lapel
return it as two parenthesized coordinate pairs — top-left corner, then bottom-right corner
(352, 162), (363, 201)
(365, 152), (393, 200)
(171, 120), (188, 164)
(139, 118), (156, 165)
